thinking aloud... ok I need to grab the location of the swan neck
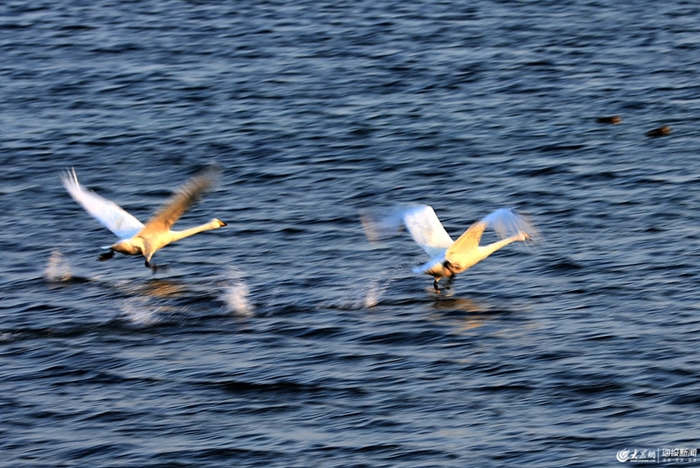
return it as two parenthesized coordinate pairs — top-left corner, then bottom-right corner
(169, 222), (218, 242)
(482, 235), (520, 257)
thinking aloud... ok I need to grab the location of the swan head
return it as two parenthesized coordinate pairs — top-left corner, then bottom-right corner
(211, 218), (227, 228)
(516, 231), (530, 242)
(442, 260), (459, 276)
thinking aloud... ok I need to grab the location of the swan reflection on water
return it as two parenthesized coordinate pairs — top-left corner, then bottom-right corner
(429, 296), (510, 332)
(130, 278), (189, 299)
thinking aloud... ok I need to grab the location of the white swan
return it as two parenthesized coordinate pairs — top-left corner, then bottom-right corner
(62, 167), (226, 270)
(360, 205), (536, 291)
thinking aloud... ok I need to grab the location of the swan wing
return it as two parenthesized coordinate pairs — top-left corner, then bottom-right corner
(446, 219), (488, 256)
(447, 208), (536, 256)
(138, 166), (221, 237)
(412, 255), (447, 274)
(481, 208), (537, 240)
(360, 205), (453, 258)
(62, 169), (144, 239)
(403, 205), (454, 257)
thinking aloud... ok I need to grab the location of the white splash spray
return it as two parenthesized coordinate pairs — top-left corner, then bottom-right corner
(322, 275), (393, 310)
(220, 267), (254, 316)
(119, 296), (161, 326)
(0, 332), (16, 343)
(44, 249), (72, 282)
(362, 277), (392, 308)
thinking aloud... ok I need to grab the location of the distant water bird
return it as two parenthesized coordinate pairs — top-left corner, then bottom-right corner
(596, 115), (622, 124)
(361, 206), (536, 292)
(646, 125), (672, 137)
(62, 167), (226, 271)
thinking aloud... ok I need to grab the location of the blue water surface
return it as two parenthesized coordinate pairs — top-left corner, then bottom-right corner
(1, 1), (699, 466)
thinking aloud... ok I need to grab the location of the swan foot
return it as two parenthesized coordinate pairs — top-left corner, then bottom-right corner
(98, 250), (115, 261)
(433, 275), (455, 294)
(154, 264), (169, 273)
(145, 260), (169, 273)
(445, 275), (455, 291)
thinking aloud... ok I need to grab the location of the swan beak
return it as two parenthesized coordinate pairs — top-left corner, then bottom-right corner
(217, 220), (227, 227)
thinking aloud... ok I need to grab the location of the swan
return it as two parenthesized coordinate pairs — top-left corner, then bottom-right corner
(360, 205), (536, 292)
(62, 167), (226, 271)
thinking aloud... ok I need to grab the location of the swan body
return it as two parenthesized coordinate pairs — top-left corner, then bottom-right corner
(361, 205), (535, 291)
(62, 168), (226, 270)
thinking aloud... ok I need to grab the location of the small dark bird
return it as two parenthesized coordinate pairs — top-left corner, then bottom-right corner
(646, 125), (672, 137)
(596, 116), (622, 124)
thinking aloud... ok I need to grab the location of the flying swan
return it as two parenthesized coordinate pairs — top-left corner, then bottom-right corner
(62, 167), (226, 271)
(360, 205), (536, 291)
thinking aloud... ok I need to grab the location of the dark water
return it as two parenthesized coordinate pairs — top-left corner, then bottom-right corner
(1, 1), (699, 466)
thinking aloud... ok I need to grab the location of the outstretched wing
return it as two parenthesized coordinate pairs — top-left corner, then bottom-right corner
(360, 205), (454, 258)
(403, 205), (454, 257)
(446, 219), (488, 256)
(447, 208), (536, 256)
(444, 208), (537, 272)
(138, 166), (221, 237)
(62, 169), (144, 240)
(481, 208), (537, 240)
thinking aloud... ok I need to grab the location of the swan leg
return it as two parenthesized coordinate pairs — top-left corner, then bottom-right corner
(145, 259), (169, 273)
(98, 250), (115, 261)
(151, 264), (169, 273)
(433, 278), (440, 293)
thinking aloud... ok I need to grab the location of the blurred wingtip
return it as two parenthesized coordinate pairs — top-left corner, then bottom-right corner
(198, 163), (223, 183)
(182, 164), (223, 196)
(61, 167), (76, 182)
(359, 206), (409, 243)
(520, 212), (543, 245)
(484, 207), (542, 246)
(359, 210), (386, 243)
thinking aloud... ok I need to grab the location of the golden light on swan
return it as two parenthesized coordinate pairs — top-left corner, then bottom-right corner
(62, 167), (226, 271)
(361, 205), (537, 292)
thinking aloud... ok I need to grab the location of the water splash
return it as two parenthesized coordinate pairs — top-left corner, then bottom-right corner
(44, 249), (72, 283)
(220, 268), (254, 316)
(120, 297), (161, 326)
(0, 332), (16, 343)
(322, 275), (393, 310)
(362, 277), (392, 308)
